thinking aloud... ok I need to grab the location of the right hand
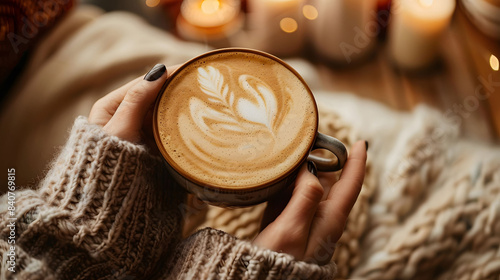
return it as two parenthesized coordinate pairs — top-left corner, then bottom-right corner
(253, 140), (367, 264)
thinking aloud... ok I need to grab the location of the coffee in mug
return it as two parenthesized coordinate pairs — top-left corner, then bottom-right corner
(153, 48), (347, 206)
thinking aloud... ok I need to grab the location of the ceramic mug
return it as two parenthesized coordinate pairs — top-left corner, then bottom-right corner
(153, 48), (347, 206)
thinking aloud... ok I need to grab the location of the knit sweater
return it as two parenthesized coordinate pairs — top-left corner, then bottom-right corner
(0, 117), (336, 279)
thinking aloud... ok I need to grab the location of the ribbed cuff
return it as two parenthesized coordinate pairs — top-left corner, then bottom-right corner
(169, 228), (337, 280)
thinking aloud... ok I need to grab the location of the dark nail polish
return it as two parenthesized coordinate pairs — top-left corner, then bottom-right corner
(144, 64), (166, 81)
(365, 140), (369, 152)
(307, 161), (317, 177)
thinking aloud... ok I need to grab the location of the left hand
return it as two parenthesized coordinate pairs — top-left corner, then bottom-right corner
(88, 64), (179, 145)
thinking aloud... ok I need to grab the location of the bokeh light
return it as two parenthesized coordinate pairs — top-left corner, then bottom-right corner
(280, 17), (298, 33)
(490, 54), (499, 71)
(303, 5), (318, 20)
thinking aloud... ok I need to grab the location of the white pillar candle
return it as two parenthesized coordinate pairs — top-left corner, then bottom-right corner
(247, 0), (305, 57)
(388, 0), (456, 70)
(308, 0), (378, 64)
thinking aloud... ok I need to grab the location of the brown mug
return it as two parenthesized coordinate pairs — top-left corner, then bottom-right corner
(153, 48), (347, 206)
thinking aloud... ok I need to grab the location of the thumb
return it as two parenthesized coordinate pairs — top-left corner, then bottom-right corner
(104, 64), (167, 142)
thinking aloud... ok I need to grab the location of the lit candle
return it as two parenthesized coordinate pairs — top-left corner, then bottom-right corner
(307, 0), (378, 64)
(177, 0), (243, 42)
(247, 0), (305, 57)
(388, 0), (456, 70)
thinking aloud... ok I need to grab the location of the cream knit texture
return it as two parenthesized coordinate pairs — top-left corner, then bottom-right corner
(0, 117), (336, 280)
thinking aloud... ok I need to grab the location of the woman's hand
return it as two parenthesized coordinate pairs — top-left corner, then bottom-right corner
(88, 64), (178, 144)
(253, 141), (367, 265)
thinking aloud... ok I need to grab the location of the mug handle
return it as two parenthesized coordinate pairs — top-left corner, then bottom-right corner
(307, 132), (348, 172)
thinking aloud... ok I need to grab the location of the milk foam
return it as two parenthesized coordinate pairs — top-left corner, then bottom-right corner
(157, 51), (317, 189)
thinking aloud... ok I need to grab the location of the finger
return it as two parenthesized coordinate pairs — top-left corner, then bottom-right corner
(89, 64), (181, 128)
(254, 163), (323, 259)
(279, 163), (324, 228)
(88, 77), (143, 126)
(326, 140), (367, 205)
(317, 171), (340, 200)
(103, 64), (168, 142)
(304, 140), (367, 263)
(260, 161), (312, 231)
(141, 64), (181, 133)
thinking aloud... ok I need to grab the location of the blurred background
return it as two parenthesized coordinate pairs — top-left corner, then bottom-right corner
(2, 0), (500, 138)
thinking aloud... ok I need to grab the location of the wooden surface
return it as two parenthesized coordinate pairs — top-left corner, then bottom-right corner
(312, 5), (500, 144)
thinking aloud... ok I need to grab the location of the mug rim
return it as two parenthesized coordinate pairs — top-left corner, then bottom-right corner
(152, 47), (319, 193)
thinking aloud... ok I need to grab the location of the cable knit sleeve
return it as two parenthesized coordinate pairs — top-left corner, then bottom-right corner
(167, 228), (337, 279)
(0, 116), (185, 279)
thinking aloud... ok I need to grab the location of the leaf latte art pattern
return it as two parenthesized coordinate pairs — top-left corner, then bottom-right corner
(193, 66), (279, 134)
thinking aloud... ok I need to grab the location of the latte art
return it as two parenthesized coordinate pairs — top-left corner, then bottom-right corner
(156, 51), (317, 189)
(193, 66), (279, 133)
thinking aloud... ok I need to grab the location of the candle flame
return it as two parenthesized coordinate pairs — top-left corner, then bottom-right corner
(419, 0), (434, 7)
(490, 54), (499, 71)
(303, 5), (318, 20)
(280, 17), (298, 33)
(201, 0), (220, 14)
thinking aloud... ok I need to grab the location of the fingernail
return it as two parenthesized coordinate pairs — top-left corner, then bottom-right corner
(365, 140), (369, 152)
(144, 64), (166, 81)
(307, 161), (317, 177)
